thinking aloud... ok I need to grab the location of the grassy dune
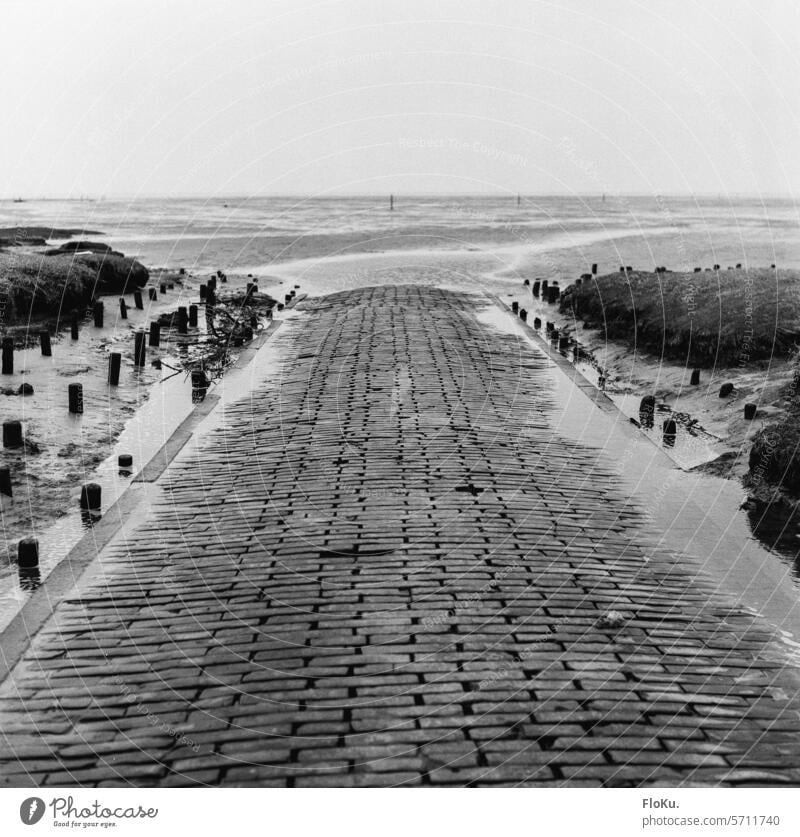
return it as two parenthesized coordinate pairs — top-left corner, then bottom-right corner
(0, 251), (148, 322)
(561, 268), (800, 367)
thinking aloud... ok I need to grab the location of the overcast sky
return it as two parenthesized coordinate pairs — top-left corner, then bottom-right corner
(1, 0), (798, 197)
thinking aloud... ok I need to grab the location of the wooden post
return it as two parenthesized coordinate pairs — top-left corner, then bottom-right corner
(68, 383), (84, 414)
(199, 284), (207, 301)
(189, 304), (198, 327)
(108, 352), (121, 386)
(40, 331), (52, 356)
(3, 420), (23, 448)
(134, 290), (144, 309)
(119, 298), (128, 319)
(719, 383), (734, 398)
(17, 537), (39, 569)
(0, 466), (11, 497)
(1, 337), (13, 374)
(134, 332), (147, 366)
(639, 395), (656, 428)
(149, 322), (160, 347)
(744, 403), (757, 420)
(177, 307), (188, 334)
(93, 300), (104, 328)
(71, 311), (79, 340)
(690, 369), (700, 385)
(79, 483), (101, 511)
(149, 287), (158, 301)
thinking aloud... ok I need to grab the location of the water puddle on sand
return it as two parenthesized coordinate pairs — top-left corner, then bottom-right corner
(478, 301), (800, 654)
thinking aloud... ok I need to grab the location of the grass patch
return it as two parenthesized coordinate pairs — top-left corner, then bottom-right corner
(0, 251), (148, 321)
(561, 268), (800, 367)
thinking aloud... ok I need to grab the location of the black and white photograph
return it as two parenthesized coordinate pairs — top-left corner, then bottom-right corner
(1, 0), (800, 829)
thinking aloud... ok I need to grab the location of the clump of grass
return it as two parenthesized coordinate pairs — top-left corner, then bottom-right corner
(746, 346), (800, 496)
(561, 268), (800, 367)
(748, 416), (800, 496)
(0, 251), (148, 321)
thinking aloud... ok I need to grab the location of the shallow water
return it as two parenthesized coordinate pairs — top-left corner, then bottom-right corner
(3, 194), (800, 622)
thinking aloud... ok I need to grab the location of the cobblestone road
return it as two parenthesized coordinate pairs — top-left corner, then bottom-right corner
(2, 285), (800, 787)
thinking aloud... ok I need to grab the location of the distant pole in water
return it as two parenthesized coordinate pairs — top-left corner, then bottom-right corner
(517, 194), (521, 208)
(390, 194), (394, 211)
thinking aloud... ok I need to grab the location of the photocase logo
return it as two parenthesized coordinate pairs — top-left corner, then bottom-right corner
(20, 798), (45, 825)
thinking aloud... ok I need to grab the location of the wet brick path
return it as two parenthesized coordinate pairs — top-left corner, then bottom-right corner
(1, 285), (800, 787)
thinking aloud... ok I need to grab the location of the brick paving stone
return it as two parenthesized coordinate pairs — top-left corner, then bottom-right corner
(1, 284), (800, 786)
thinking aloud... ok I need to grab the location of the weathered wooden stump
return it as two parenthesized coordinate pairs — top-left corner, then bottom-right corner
(68, 383), (83, 414)
(3, 420), (23, 448)
(639, 395), (656, 428)
(719, 382), (734, 398)
(177, 307), (188, 334)
(744, 403), (757, 420)
(93, 301), (104, 328)
(17, 537), (39, 569)
(70, 311), (79, 340)
(662, 418), (677, 446)
(0, 466), (12, 497)
(40, 331), (51, 356)
(189, 304), (198, 327)
(690, 369), (700, 385)
(119, 298), (128, 319)
(134, 290), (144, 309)
(108, 353), (121, 386)
(134, 332), (147, 367)
(79, 483), (101, 511)
(1, 337), (13, 374)
(149, 322), (160, 347)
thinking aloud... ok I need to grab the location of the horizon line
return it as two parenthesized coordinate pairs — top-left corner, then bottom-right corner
(2, 191), (798, 202)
